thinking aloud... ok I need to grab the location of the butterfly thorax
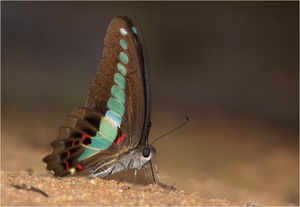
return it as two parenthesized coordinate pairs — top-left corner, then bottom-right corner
(89, 144), (156, 178)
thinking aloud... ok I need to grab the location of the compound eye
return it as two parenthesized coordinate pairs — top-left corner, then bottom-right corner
(142, 148), (150, 158)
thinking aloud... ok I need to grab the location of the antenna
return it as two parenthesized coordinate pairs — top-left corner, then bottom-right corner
(150, 116), (189, 146)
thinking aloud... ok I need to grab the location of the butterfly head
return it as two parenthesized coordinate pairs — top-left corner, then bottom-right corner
(142, 144), (156, 160)
(129, 144), (156, 170)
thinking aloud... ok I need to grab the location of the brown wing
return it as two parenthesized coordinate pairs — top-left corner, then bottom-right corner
(86, 16), (151, 148)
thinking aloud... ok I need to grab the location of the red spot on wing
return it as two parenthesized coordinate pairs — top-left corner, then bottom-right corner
(116, 133), (126, 146)
(64, 160), (69, 169)
(76, 164), (83, 170)
(72, 140), (76, 146)
(81, 134), (92, 145)
(82, 134), (90, 141)
(66, 151), (70, 157)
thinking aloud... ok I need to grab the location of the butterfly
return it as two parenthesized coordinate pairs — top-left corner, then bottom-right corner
(43, 16), (159, 183)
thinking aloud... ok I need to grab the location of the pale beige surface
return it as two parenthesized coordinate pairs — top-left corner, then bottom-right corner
(1, 171), (239, 206)
(1, 114), (298, 206)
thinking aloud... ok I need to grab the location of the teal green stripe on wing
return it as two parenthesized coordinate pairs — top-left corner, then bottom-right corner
(88, 132), (114, 149)
(99, 118), (118, 141)
(106, 110), (122, 127)
(78, 148), (98, 161)
(117, 63), (127, 76)
(131, 26), (137, 34)
(114, 73), (126, 89)
(107, 98), (125, 117)
(77, 118), (118, 161)
(120, 39), (128, 50)
(119, 52), (129, 64)
(111, 85), (125, 104)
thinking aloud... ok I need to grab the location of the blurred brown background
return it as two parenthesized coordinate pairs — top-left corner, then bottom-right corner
(2, 2), (298, 206)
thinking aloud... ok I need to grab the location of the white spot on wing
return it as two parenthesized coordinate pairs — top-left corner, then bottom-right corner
(120, 28), (127, 35)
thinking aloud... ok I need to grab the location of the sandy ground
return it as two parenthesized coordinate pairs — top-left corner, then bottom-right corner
(1, 170), (240, 206)
(1, 114), (298, 206)
(1, 135), (240, 206)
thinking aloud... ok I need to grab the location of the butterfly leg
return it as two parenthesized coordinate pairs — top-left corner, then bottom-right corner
(117, 159), (132, 184)
(145, 162), (160, 183)
(134, 169), (138, 184)
(152, 164), (161, 182)
(142, 166), (150, 183)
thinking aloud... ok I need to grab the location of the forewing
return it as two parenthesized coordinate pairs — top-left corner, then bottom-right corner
(86, 16), (151, 148)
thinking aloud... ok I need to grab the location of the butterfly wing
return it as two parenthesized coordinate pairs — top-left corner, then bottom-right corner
(43, 16), (151, 176)
(43, 107), (124, 176)
(86, 16), (151, 147)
